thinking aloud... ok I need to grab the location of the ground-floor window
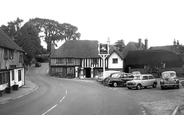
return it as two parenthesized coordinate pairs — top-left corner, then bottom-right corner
(18, 70), (21, 81)
(0, 72), (9, 85)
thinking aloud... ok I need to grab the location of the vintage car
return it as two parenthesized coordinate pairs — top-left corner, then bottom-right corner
(96, 70), (120, 82)
(126, 74), (157, 90)
(160, 71), (180, 89)
(104, 72), (134, 87)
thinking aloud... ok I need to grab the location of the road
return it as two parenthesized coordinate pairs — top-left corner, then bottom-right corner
(0, 63), (145, 115)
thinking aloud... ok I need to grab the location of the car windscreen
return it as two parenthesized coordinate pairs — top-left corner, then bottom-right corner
(162, 72), (176, 79)
(133, 76), (141, 80)
(111, 73), (121, 78)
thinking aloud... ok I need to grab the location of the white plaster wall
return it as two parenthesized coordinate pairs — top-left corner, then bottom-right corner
(108, 52), (123, 69)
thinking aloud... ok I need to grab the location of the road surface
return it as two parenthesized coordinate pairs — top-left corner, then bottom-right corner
(0, 63), (145, 115)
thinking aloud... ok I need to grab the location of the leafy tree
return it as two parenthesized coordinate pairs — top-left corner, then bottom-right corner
(29, 18), (81, 52)
(0, 17), (23, 39)
(114, 39), (125, 52)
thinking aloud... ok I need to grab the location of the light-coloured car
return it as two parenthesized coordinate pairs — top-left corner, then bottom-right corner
(126, 74), (157, 90)
(96, 70), (120, 82)
(160, 71), (179, 90)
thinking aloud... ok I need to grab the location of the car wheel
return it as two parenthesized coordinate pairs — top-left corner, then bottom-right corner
(152, 83), (157, 88)
(136, 84), (141, 90)
(113, 82), (118, 87)
(161, 86), (164, 90)
(127, 87), (132, 89)
(176, 85), (180, 89)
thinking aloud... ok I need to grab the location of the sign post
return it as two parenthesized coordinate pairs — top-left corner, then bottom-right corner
(98, 42), (109, 79)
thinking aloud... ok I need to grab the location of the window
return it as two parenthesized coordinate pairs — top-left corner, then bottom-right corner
(67, 59), (73, 64)
(148, 76), (154, 79)
(18, 70), (21, 81)
(12, 71), (14, 80)
(56, 59), (64, 64)
(142, 76), (148, 80)
(0, 72), (8, 85)
(112, 58), (118, 64)
(9, 50), (14, 59)
(19, 54), (23, 63)
(4, 49), (8, 59)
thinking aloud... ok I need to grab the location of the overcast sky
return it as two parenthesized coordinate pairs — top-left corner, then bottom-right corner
(1, 0), (184, 48)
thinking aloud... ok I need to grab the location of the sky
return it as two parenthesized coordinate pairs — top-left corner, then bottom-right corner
(1, 0), (184, 49)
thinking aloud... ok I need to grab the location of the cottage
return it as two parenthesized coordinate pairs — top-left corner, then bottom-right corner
(49, 40), (124, 78)
(0, 29), (25, 93)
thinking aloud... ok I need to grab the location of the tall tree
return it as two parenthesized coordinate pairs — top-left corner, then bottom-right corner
(29, 18), (81, 52)
(0, 17), (23, 39)
(114, 39), (125, 52)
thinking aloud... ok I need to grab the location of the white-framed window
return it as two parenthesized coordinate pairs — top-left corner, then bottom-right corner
(112, 58), (118, 64)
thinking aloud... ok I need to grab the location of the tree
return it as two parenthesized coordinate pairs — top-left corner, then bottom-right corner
(0, 17), (23, 39)
(114, 39), (125, 52)
(16, 22), (44, 63)
(29, 18), (81, 52)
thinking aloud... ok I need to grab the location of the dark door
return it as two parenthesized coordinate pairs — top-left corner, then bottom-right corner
(85, 68), (91, 78)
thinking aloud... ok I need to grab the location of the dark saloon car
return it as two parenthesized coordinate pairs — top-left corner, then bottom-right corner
(35, 62), (41, 67)
(160, 71), (180, 89)
(105, 72), (134, 87)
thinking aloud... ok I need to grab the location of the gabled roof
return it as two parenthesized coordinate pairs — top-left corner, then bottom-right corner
(0, 28), (24, 52)
(50, 40), (124, 59)
(122, 42), (145, 55)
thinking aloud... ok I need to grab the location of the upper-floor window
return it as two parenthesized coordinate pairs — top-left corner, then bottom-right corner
(67, 59), (73, 64)
(56, 59), (64, 64)
(112, 58), (118, 64)
(4, 49), (8, 59)
(9, 50), (14, 59)
(19, 54), (23, 63)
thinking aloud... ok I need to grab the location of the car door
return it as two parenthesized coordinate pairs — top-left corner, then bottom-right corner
(148, 75), (155, 85)
(142, 75), (149, 86)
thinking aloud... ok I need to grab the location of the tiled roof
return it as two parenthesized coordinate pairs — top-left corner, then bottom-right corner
(50, 40), (124, 59)
(0, 29), (24, 52)
(149, 45), (178, 52)
(122, 42), (145, 55)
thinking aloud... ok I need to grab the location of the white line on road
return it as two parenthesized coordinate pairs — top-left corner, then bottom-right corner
(65, 89), (67, 94)
(42, 104), (57, 115)
(60, 96), (65, 103)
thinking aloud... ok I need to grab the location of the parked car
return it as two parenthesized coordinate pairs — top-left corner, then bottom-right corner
(105, 72), (134, 87)
(35, 62), (41, 67)
(126, 74), (157, 90)
(96, 70), (120, 82)
(160, 71), (179, 90)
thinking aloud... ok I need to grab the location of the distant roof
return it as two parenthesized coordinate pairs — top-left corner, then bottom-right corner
(122, 42), (145, 55)
(149, 45), (180, 53)
(0, 29), (24, 52)
(126, 50), (180, 65)
(50, 40), (124, 59)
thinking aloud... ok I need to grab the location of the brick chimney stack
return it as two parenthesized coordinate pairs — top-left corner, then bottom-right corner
(145, 39), (148, 50)
(138, 38), (142, 50)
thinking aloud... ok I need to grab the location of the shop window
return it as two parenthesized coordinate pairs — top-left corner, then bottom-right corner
(12, 71), (14, 80)
(18, 70), (21, 81)
(0, 72), (8, 85)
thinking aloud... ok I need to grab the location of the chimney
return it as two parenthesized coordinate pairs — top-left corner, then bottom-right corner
(173, 39), (176, 46)
(138, 38), (142, 50)
(51, 43), (55, 53)
(177, 40), (179, 46)
(144, 39), (148, 50)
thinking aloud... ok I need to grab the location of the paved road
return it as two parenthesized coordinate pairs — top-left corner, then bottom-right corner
(0, 63), (145, 115)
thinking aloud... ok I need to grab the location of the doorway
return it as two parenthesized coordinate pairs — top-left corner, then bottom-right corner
(85, 68), (91, 78)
